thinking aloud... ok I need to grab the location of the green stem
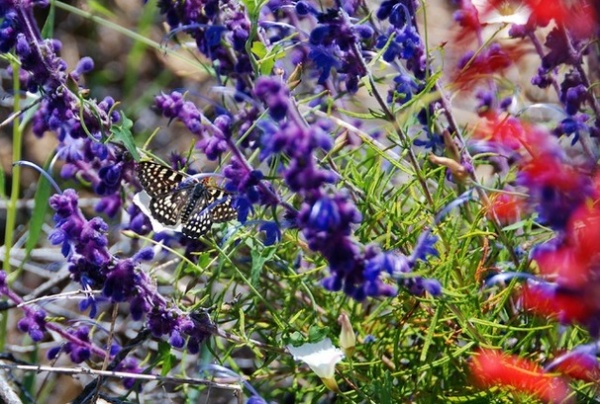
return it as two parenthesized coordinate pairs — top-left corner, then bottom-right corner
(1, 60), (22, 350)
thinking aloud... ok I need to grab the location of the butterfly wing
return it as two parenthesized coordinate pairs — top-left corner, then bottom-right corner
(182, 188), (237, 239)
(148, 186), (194, 226)
(137, 161), (186, 197)
(182, 209), (213, 239)
(206, 188), (237, 223)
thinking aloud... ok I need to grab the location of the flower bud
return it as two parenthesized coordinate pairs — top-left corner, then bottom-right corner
(338, 312), (356, 358)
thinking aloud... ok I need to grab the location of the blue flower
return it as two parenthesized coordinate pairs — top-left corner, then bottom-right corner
(410, 232), (439, 264)
(308, 46), (340, 84)
(259, 221), (282, 246)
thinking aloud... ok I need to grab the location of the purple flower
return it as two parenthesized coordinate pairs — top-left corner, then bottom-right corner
(17, 309), (47, 342)
(147, 307), (181, 338)
(157, 0), (251, 89)
(389, 73), (421, 104)
(0, 0), (128, 204)
(261, 119), (335, 192)
(247, 397), (268, 404)
(223, 157), (272, 208)
(375, 1), (426, 98)
(103, 259), (139, 302)
(71, 56), (94, 81)
(541, 27), (577, 71)
(295, 1), (317, 16)
(115, 357), (143, 390)
(254, 77), (289, 121)
(0, 270), (7, 293)
(516, 155), (592, 230)
(295, 3), (370, 92)
(559, 71), (589, 116)
(64, 326), (92, 363)
(409, 231), (439, 264)
(126, 204), (152, 235)
(48, 188), (210, 352)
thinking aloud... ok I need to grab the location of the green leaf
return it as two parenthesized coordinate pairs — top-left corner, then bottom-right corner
(240, 0), (256, 16)
(501, 219), (528, 231)
(251, 41), (267, 59)
(241, 0), (267, 18)
(308, 325), (329, 342)
(25, 155), (54, 255)
(288, 331), (305, 346)
(158, 341), (175, 376)
(250, 246), (276, 286)
(251, 41), (285, 76)
(110, 111), (140, 160)
(40, 1), (56, 39)
(337, 108), (382, 120)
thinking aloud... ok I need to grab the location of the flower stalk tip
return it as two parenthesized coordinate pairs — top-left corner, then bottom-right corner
(338, 312), (356, 358)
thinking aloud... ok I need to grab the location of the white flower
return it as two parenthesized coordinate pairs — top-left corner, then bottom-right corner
(287, 338), (344, 382)
(471, 0), (531, 25)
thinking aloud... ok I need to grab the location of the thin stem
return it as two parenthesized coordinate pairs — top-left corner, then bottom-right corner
(348, 40), (435, 208)
(12, 161), (62, 195)
(435, 82), (520, 265)
(1, 60), (22, 351)
(2, 64), (21, 275)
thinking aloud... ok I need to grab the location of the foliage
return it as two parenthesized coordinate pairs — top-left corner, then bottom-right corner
(0, 0), (599, 402)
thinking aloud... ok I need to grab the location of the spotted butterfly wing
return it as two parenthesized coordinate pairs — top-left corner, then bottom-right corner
(206, 188), (237, 223)
(148, 187), (194, 225)
(137, 161), (185, 197)
(136, 160), (237, 238)
(183, 188), (237, 238)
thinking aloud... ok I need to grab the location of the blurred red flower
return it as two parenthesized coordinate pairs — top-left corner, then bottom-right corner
(521, 281), (596, 324)
(486, 192), (525, 225)
(470, 348), (571, 402)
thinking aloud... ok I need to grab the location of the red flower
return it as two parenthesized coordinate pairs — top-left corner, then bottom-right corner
(486, 192), (525, 225)
(452, 45), (524, 89)
(470, 348), (571, 403)
(520, 281), (595, 324)
(533, 247), (589, 289)
(473, 115), (526, 149)
(473, 115), (556, 155)
(567, 204), (600, 267)
(518, 153), (582, 193)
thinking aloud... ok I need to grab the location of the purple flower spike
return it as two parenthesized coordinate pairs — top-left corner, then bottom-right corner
(254, 77), (289, 121)
(71, 56), (94, 81)
(17, 310), (47, 342)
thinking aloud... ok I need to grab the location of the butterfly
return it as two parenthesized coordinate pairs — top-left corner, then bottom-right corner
(134, 160), (237, 239)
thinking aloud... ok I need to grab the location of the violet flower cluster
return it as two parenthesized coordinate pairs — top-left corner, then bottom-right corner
(152, 0), (442, 300)
(0, 0), (136, 220)
(0, 0), (229, 366)
(0, 0), (486, 399)
(48, 189), (214, 354)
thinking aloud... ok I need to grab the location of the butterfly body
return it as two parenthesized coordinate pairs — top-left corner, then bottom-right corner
(135, 161), (237, 239)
